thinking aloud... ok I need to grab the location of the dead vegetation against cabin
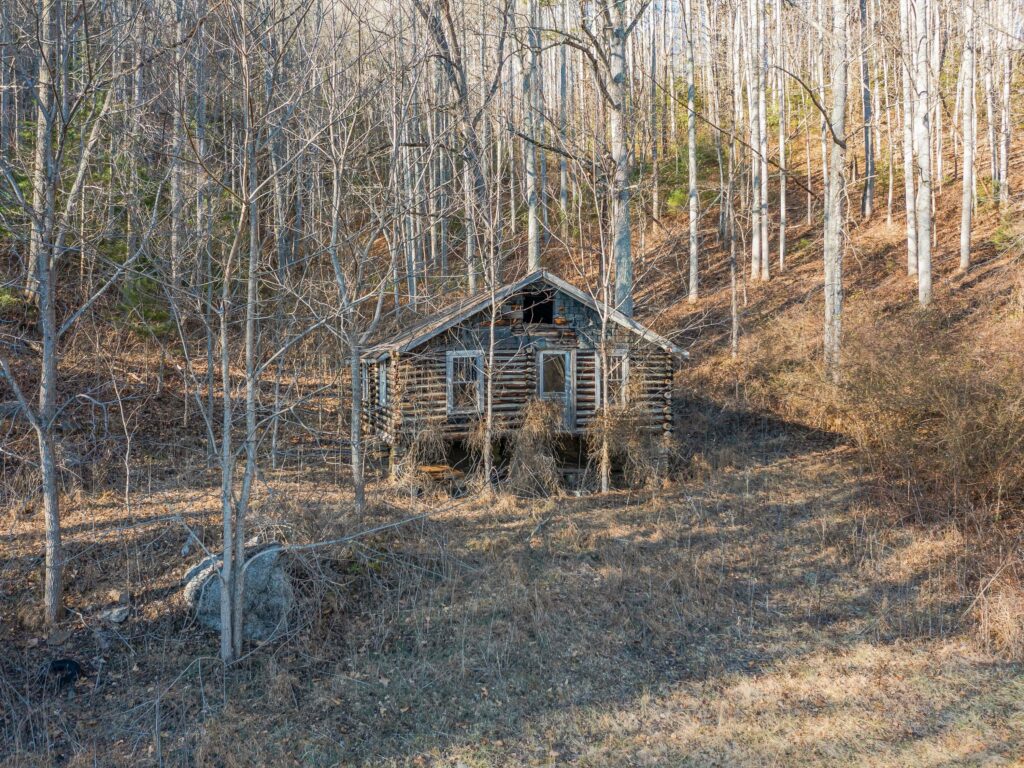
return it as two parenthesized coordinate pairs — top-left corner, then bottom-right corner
(586, 378), (675, 490)
(503, 398), (563, 496)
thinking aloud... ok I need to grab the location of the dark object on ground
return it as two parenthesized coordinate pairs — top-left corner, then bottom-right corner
(40, 659), (83, 690)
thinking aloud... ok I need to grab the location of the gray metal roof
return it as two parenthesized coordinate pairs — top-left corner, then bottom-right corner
(362, 270), (687, 360)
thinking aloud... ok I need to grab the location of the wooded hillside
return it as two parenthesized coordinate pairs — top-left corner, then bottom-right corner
(1, 0), (1023, 764)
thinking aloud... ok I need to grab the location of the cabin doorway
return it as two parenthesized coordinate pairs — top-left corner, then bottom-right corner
(538, 350), (575, 429)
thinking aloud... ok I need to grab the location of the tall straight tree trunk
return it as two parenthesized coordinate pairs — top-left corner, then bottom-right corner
(0, 11), (8, 158)
(30, 0), (62, 626)
(464, 159), (477, 291)
(25, 0), (57, 301)
(745, 2), (762, 282)
(959, 0), (976, 271)
(912, 0), (933, 305)
(650, 10), (660, 222)
(882, 34), (895, 224)
(757, 0), (770, 281)
(996, 7), (1011, 206)
(816, 0), (829, 188)
(900, 0), (917, 275)
(217, 226), (239, 664)
(982, 15), (997, 188)
(930, 4), (943, 191)
(775, 0), (787, 271)
(685, 0), (698, 302)
(525, 0), (540, 270)
(349, 344), (365, 514)
(860, 0), (875, 218)
(610, 2), (633, 316)
(231, 22), (262, 661)
(558, 0), (568, 241)
(805, 89), (814, 224)
(823, 0), (848, 383)
(169, 0), (184, 294)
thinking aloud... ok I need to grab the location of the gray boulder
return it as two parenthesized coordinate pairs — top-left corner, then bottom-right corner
(183, 545), (293, 642)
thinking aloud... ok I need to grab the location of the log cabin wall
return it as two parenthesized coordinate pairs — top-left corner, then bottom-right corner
(362, 285), (676, 459)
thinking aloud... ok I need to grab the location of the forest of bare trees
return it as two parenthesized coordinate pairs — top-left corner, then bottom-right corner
(2, 0), (1015, 651)
(1, 0), (1022, 729)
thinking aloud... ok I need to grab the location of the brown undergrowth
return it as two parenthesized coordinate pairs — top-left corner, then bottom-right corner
(677, 191), (1024, 663)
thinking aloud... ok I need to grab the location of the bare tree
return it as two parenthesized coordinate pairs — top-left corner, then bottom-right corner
(685, 0), (699, 303)
(1, 0), (121, 626)
(911, 0), (933, 306)
(823, 0), (848, 382)
(960, 0), (976, 272)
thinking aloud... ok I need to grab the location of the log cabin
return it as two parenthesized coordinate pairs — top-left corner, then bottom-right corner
(360, 270), (685, 473)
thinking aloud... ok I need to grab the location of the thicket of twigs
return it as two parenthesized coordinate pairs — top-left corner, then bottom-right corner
(841, 314), (1024, 520)
(495, 399), (563, 496)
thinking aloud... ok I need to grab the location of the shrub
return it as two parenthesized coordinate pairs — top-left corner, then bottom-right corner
(840, 313), (1024, 519)
(587, 374), (669, 489)
(506, 399), (563, 497)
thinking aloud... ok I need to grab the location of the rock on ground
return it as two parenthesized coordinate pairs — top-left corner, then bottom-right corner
(182, 545), (293, 642)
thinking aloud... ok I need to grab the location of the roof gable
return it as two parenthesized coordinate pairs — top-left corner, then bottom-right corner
(363, 270), (685, 359)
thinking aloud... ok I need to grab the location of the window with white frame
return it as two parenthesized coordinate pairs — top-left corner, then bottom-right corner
(446, 350), (483, 414)
(538, 350), (570, 399)
(602, 352), (629, 405)
(377, 360), (389, 407)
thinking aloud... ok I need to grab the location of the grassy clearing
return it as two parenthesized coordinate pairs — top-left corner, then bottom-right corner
(3, 419), (1021, 766)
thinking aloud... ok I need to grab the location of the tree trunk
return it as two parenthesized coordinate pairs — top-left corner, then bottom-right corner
(651, 9), (660, 223)
(610, 2), (633, 316)
(685, 0), (698, 303)
(745, 1), (762, 283)
(350, 345), (365, 514)
(757, 0), (770, 281)
(996, 5), (1011, 206)
(31, 0), (62, 626)
(218, 237), (236, 664)
(860, 0), (875, 218)
(900, 0), (917, 275)
(525, 0), (540, 270)
(912, 0), (933, 306)
(25, 0), (57, 301)
(776, 0), (787, 272)
(823, 0), (848, 383)
(559, 0), (569, 242)
(959, 0), (975, 272)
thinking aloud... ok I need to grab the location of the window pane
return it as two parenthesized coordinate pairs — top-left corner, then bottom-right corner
(453, 356), (476, 383)
(453, 381), (477, 409)
(449, 354), (481, 411)
(542, 354), (566, 395)
(607, 355), (626, 404)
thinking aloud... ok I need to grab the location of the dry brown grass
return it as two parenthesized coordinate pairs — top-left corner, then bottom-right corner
(840, 310), (1024, 518)
(3, 422), (1022, 766)
(672, 182), (1024, 670)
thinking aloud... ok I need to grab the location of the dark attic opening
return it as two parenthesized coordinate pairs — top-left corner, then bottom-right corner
(521, 285), (555, 324)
